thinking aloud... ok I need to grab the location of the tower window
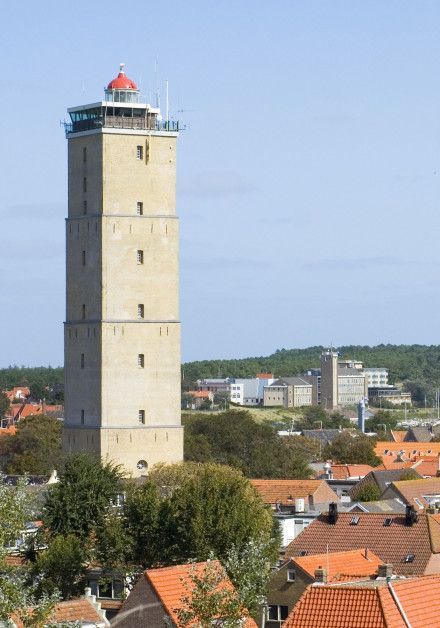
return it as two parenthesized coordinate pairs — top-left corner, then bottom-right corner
(81, 409), (85, 424)
(136, 250), (144, 265)
(138, 410), (145, 424)
(83, 200), (87, 215)
(138, 354), (144, 368)
(136, 202), (143, 215)
(83, 177), (87, 193)
(82, 304), (86, 320)
(83, 147), (87, 163)
(82, 251), (86, 266)
(81, 353), (85, 369)
(136, 145), (143, 160)
(137, 304), (144, 319)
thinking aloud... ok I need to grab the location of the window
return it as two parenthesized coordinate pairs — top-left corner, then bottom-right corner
(139, 410), (145, 424)
(83, 200), (87, 215)
(384, 518), (392, 527)
(350, 516), (360, 525)
(136, 201), (143, 215)
(287, 569), (296, 582)
(83, 177), (87, 193)
(81, 353), (85, 369)
(81, 409), (84, 425)
(137, 304), (144, 319)
(83, 147), (87, 163)
(82, 304), (86, 320)
(136, 145), (143, 160)
(82, 250), (86, 266)
(137, 250), (144, 264)
(268, 606), (288, 622)
(405, 554), (415, 563)
(138, 354), (144, 368)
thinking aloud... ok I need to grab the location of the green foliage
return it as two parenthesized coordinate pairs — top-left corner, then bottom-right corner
(182, 392), (196, 409)
(225, 536), (275, 618)
(297, 406), (351, 430)
(122, 480), (161, 568)
(365, 410), (398, 437)
(283, 435), (321, 462)
(0, 415), (63, 475)
(351, 483), (381, 502)
(31, 534), (86, 600)
(0, 475), (30, 561)
(0, 392), (9, 420)
(157, 464), (277, 565)
(44, 454), (124, 540)
(176, 560), (245, 628)
(0, 367), (63, 404)
(184, 410), (312, 478)
(323, 432), (381, 466)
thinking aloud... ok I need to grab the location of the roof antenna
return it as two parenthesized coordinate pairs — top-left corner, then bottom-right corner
(154, 56), (160, 109)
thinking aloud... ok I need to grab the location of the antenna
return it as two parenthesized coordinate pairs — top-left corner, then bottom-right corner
(166, 80), (169, 125)
(154, 56), (160, 109)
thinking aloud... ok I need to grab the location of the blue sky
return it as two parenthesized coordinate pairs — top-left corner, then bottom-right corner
(2, 0), (440, 366)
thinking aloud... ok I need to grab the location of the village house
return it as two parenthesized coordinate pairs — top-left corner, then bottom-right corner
(112, 561), (257, 627)
(250, 480), (340, 546)
(10, 591), (110, 627)
(266, 548), (385, 627)
(283, 573), (440, 628)
(381, 477), (440, 511)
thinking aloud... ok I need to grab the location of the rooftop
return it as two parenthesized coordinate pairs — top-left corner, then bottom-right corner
(250, 479), (339, 506)
(292, 548), (384, 583)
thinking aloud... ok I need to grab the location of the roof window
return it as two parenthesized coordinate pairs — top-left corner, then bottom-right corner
(350, 516), (360, 525)
(404, 554), (415, 563)
(384, 518), (392, 527)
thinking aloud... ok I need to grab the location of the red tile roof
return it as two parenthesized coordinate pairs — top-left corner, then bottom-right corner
(317, 464), (374, 480)
(284, 586), (389, 628)
(386, 477), (440, 509)
(13, 599), (106, 627)
(0, 426), (16, 437)
(285, 575), (440, 628)
(292, 548), (384, 583)
(285, 512), (438, 576)
(187, 390), (212, 398)
(250, 479), (339, 506)
(390, 430), (408, 442)
(376, 441), (440, 459)
(145, 561), (257, 627)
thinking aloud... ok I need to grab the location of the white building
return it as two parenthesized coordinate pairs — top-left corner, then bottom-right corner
(364, 368), (389, 387)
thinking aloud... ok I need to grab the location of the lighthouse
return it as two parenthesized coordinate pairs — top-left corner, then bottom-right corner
(63, 65), (183, 475)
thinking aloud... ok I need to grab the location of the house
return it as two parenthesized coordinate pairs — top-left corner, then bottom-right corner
(3, 387), (30, 402)
(381, 477), (440, 510)
(11, 591), (110, 627)
(346, 499), (407, 514)
(348, 468), (423, 500)
(250, 480), (340, 546)
(184, 390), (213, 409)
(315, 462), (375, 501)
(112, 561), (257, 627)
(284, 574), (440, 628)
(375, 441), (440, 462)
(263, 378), (312, 408)
(196, 378), (232, 393)
(266, 548), (384, 626)
(285, 505), (440, 576)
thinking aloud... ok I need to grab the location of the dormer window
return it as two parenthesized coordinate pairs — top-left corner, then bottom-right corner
(287, 569), (295, 582)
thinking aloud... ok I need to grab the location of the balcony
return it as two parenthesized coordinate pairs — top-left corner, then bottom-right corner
(65, 115), (180, 135)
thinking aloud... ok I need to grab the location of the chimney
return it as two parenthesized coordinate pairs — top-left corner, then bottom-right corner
(314, 566), (328, 583)
(377, 564), (393, 579)
(328, 502), (338, 524)
(437, 453), (440, 477)
(405, 504), (418, 526)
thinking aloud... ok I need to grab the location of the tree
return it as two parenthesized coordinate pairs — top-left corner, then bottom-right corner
(182, 393), (196, 410)
(225, 536), (275, 619)
(323, 432), (381, 466)
(31, 534), (86, 600)
(365, 410), (398, 436)
(0, 415), (63, 475)
(0, 475), (59, 625)
(176, 560), (247, 628)
(351, 483), (381, 502)
(44, 454), (124, 540)
(122, 480), (161, 568)
(0, 392), (9, 420)
(157, 464), (277, 565)
(184, 410), (312, 478)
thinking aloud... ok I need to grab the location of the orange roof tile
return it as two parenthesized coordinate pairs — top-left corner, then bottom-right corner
(12, 599), (106, 627)
(250, 479), (339, 506)
(388, 477), (440, 509)
(0, 426), (16, 436)
(284, 586), (389, 628)
(376, 441), (440, 459)
(145, 562), (257, 627)
(318, 464), (374, 480)
(188, 390), (212, 398)
(293, 548), (384, 583)
(390, 430), (408, 442)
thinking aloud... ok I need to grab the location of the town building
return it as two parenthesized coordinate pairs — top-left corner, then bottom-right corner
(113, 561), (257, 627)
(266, 548), (385, 627)
(232, 375), (275, 406)
(283, 574), (440, 628)
(369, 386), (412, 406)
(263, 378), (312, 408)
(196, 378), (231, 394)
(62, 65), (183, 475)
(381, 477), (440, 510)
(364, 367), (389, 387)
(285, 505), (440, 576)
(250, 479), (340, 546)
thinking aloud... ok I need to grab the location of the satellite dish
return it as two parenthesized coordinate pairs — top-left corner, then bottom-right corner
(137, 460), (148, 471)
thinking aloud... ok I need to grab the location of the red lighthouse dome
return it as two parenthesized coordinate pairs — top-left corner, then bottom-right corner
(107, 64), (138, 91)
